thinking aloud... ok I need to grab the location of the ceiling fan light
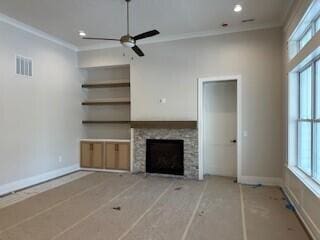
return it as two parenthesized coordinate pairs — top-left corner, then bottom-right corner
(121, 41), (135, 48)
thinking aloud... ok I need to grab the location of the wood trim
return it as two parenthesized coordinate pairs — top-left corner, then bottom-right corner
(130, 121), (197, 129)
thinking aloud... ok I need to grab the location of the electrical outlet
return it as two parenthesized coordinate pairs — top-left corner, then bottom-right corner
(58, 156), (63, 163)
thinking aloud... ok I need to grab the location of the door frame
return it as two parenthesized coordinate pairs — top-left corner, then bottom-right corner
(198, 75), (242, 181)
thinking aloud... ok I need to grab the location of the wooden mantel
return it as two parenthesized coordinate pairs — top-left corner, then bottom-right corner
(130, 121), (197, 129)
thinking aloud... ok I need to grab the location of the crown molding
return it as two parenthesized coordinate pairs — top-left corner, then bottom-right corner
(78, 22), (283, 52)
(281, 0), (296, 25)
(0, 12), (78, 51)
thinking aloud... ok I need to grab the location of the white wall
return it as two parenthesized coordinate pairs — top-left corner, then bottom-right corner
(78, 27), (284, 180)
(0, 20), (84, 191)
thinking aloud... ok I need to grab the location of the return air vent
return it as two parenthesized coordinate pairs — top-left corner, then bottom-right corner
(16, 55), (32, 77)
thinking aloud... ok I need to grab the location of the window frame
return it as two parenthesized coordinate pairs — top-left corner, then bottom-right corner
(316, 15), (320, 32)
(297, 56), (320, 184)
(298, 14), (320, 51)
(299, 25), (314, 50)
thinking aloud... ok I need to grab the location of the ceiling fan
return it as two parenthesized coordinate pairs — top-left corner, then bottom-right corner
(82, 0), (160, 57)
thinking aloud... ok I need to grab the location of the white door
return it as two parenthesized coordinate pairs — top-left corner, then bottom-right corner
(203, 81), (237, 177)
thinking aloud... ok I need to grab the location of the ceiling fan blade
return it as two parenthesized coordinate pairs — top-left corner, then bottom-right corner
(133, 30), (160, 41)
(82, 37), (120, 41)
(132, 45), (145, 57)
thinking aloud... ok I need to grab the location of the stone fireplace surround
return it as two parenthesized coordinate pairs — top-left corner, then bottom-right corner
(132, 127), (198, 179)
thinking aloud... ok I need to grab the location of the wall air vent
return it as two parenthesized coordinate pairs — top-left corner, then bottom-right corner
(16, 55), (32, 77)
(242, 19), (255, 23)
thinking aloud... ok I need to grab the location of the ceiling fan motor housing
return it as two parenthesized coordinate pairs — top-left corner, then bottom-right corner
(120, 35), (135, 48)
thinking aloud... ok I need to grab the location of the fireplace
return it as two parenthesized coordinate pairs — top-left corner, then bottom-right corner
(133, 128), (198, 179)
(146, 139), (184, 176)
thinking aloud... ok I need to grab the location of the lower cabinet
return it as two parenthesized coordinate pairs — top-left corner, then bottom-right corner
(105, 143), (130, 170)
(81, 141), (130, 171)
(81, 142), (104, 169)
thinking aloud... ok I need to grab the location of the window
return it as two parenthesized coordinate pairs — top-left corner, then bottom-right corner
(297, 59), (320, 182)
(315, 59), (320, 181)
(298, 66), (312, 175)
(299, 27), (313, 49)
(288, 2), (320, 60)
(288, 0), (320, 194)
(316, 16), (320, 33)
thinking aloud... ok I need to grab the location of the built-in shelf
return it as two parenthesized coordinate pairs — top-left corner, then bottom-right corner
(82, 80), (130, 89)
(81, 65), (131, 140)
(82, 98), (131, 106)
(82, 121), (131, 124)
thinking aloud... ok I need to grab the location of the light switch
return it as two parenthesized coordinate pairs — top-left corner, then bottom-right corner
(243, 131), (248, 137)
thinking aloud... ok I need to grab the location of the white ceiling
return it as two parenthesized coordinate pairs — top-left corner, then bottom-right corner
(0, 0), (293, 50)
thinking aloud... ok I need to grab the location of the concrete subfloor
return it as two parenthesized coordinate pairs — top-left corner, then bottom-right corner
(0, 172), (311, 240)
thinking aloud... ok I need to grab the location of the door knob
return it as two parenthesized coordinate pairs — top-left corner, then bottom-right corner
(231, 140), (237, 143)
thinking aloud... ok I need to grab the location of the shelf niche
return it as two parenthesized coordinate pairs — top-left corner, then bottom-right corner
(82, 65), (131, 139)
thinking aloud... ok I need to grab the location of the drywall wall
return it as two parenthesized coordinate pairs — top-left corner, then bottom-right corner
(283, 1), (320, 239)
(0, 20), (84, 190)
(78, 27), (284, 180)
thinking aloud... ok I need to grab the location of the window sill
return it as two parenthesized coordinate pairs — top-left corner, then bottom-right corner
(287, 166), (320, 198)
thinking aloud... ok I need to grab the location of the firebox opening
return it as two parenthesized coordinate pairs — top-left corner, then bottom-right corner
(146, 139), (184, 176)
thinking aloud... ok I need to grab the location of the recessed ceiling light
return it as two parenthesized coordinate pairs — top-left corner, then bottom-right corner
(79, 30), (86, 37)
(234, 4), (242, 12)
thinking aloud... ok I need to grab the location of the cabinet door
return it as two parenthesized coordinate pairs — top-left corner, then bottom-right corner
(81, 143), (91, 168)
(92, 143), (104, 169)
(81, 142), (104, 169)
(105, 143), (117, 169)
(118, 143), (130, 170)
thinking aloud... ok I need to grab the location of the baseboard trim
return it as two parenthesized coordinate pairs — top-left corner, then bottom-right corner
(282, 186), (320, 240)
(0, 164), (80, 196)
(80, 168), (129, 174)
(238, 176), (283, 186)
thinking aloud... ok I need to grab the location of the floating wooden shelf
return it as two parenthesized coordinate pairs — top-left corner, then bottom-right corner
(82, 98), (131, 106)
(82, 121), (131, 124)
(82, 80), (130, 89)
(130, 121), (198, 129)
